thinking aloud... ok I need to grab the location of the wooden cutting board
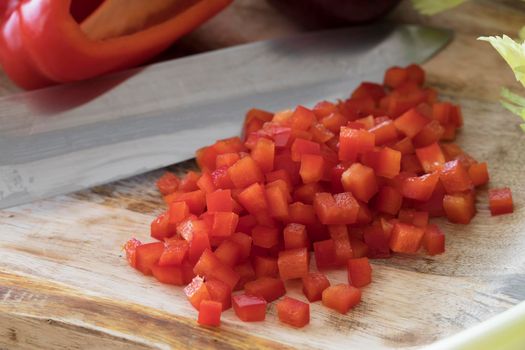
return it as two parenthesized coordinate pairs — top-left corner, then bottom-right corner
(2, 1), (525, 349)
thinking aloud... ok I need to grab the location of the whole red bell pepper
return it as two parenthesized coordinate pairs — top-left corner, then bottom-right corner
(0, 0), (232, 90)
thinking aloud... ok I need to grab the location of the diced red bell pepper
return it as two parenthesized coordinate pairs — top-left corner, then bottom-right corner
(328, 225), (353, 266)
(210, 166), (235, 189)
(439, 160), (474, 194)
(177, 219), (211, 264)
(216, 152), (241, 169)
(406, 64), (425, 85)
(416, 143), (445, 173)
(135, 242), (165, 275)
(245, 277), (286, 302)
(214, 240), (241, 267)
(158, 239), (188, 266)
(206, 189), (233, 212)
(284, 223), (309, 250)
(398, 209), (429, 228)
(277, 297), (310, 328)
(314, 192), (359, 225)
(205, 278), (232, 311)
(394, 108), (430, 138)
(300, 154), (325, 184)
(274, 152), (301, 185)
(265, 169), (293, 189)
(152, 261), (193, 286)
(253, 255), (279, 278)
(384, 66), (408, 88)
(165, 190), (206, 215)
(450, 105), (463, 127)
(350, 237), (369, 258)
(422, 224), (445, 255)
(196, 172), (216, 194)
(413, 120), (445, 147)
(124, 238), (142, 268)
(468, 162), (489, 187)
(401, 172), (440, 201)
(179, 171), (201, 192)
(338, 127), (375, 162)
(314, 101), (338, 119)
(322, 112), (348, 133)
(389, 222), (425, 254)
(278, 248), (309, 280)
(290, 105), (316, 130)
(234, 262), (256, 290)
(375, 186), (403, 215)
(322, 284), (361, 314)
(287, 202), (317, 225)
(151, 211), (171, 241)
(209, 212), (239, 238)
(168, 201), (190, 234)
(184, 276), (211, 310)
(311, 123), (335, 143)
(198, 300), (222, 327)
(251, 138), (275, 173)
(302, 272), (331, 302)
(290, 138), (321, 162)
(294, 182), (324, 205)
(252, 225), (279, 248)
(352, 82), (386, 102)
(228, 156), (264, 189)
(443, 191), (476, 224)
(392, 137), (415, 155)
(369, 120), (398, 146)
(341, 163), (378, 202)
(363, 223), (391, 259)
(156, 172), (180, 195)
(237, 183), (268, 215)
(313, 239), (338, 269)
(243, 109), (274, 140)
(347, 257), (372, 287)
(232, 294), (267, 322)
(401, 154), (424, 174)
(229, 232), (253, 262)
(489, 188), (513, 216)
(366, 147), (402, 179)
(193, 249), (240, 289)
(330, 164), (346, 193)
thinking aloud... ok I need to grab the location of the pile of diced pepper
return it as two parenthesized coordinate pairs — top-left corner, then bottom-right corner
(124, 64), (514, 328)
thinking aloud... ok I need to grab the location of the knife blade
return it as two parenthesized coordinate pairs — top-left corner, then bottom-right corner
(0, 24), (451, 209)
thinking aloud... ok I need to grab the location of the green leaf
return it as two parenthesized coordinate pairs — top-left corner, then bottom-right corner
(411, 0), (468, 15)
(478, 35), (525, 88)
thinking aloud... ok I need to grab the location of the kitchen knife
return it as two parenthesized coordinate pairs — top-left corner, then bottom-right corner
(0, 24), (451, 209)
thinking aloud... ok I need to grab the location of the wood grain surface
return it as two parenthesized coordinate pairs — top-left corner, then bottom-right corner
(1, 1), (525, 349)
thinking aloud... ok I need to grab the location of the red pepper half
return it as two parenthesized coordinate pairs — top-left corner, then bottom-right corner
(0, 0), (232, 89)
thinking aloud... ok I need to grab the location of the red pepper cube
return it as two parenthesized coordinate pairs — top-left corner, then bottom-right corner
(277, 297), (310, 328)
(205, 278), (232, 311)
(356, 202), (373, 225)
(251, 225), (279, 248)
(450, 105), (463, 127)
(393, 137), (415, 155)
(245, 277), (286, 302)
(375, 186), (403, 215)
(284, 223), (309, 250)
(210, 166), (235, 189)
(468, 162), (489, 187)
(423, 224), (445, 256)
(179, 171), (201, 192)
(278, 248), (309, 280)
(135, 242), (165, 275)
(214, 239), (242, 267)
(322, 112), (348, 133)
(196, 172), (216, 194)
(198, 300), (222, 327)
(374, 147), (402, 179)
(328, 225), (353, 266)
(416, 143), (445, 173)
(168, 201), (190, 233)
(384, 66), (408, 88)
(177, 219), (211, 264)
(158, 239), (188, 266)
(152, 261), (193, 286)
(243, 108), (273, 135)
(216, 152), (241, 169)
(311, 123), (335, 143)
(206, 189), (233, 213)
(314, 100), (338, 119)
(237, 183), (268, 215)
(124, 238), (142, 268)
(193, 249), (240, 290)
(394, 108), (430, 138)
(401, 172), (440, 201)
(253, 255), (279, 278)
(156, 172), (180, 195)
(288, 202), (317, 225)
(322, 284), (362, 314)
(234, 262), (256, 290)
(167, 190), (206, 215)
(369, 120), (398, 146)
(290, 138), (321, 162)
(229, 232), (253, 262)
(251, 138), (275, 174)
(150, 211), (171, 240)
(210, 212), (239, 238)
(266, 184), (290, 221)
(489, 188), (513, 216)
(299, 154), (325, 184)
(232, 294), (267, 322)
(432, 102), (452, 124)
(313, 239), (338, 269)
(401, 154), (424, 174)
(265, 169), (293, 188)
(302, 272), (330, 302)
(389, 222), (425, 254)
(338, 127), (375, 162)
(290, 105), (316, 130)
(439, 160), (474, 194)
(314, 192), (359, 225)
(398, 209), (429, 228)
(196, 146), (218, 173)
(406, 64), (425, 85)
(363, 223), (391, 259)
(351, 82), (386, 102)
(413, 120), (445, 147)
(347, 257), (372, 288)
(350, 237), (369, 258)
(184, 276), (211, 310)
(274, 152), (301, 185)
(443, 192), (476, 224)
(228, 156), (264, 189)
(293, 182), (323, 205)
(341, 163), (378, 202)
